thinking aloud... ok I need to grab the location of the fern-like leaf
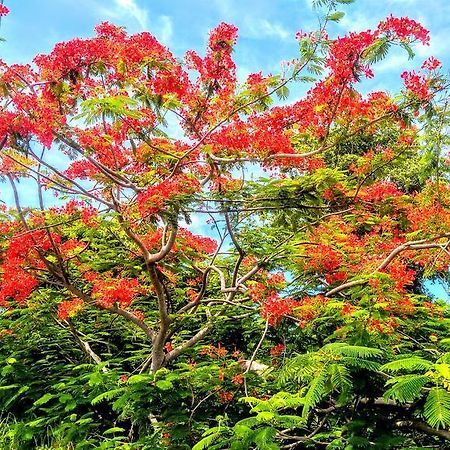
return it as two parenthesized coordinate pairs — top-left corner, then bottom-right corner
(423, 388), (450, 429)
(302, 368), (327, 418)
(323, 343), (383, 359)
(383, 374), (429, 403)
(329, 363), (351, 393)
(381, 356), (432, 373)
(91, 388), (125, 405)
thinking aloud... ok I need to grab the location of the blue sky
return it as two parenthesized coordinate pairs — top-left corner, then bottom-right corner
(0, 0), (448, 299)
(1, 0), (449, 92)
(0, 0), (448, 205)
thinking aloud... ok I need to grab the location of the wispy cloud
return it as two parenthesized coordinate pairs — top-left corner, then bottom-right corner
(337, 11), (376, 33)
(95, 0), (173, 44)
(155, 15), (173, 45)
(243, 18), (291, 41)
(111, 0), (149, 30)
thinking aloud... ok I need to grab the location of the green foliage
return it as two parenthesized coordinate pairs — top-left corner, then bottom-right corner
(1, 3), (450, 450)
(424, 388), (450, 429)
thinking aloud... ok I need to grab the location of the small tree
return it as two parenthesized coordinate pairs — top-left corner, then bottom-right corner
(1, 1), (450, 448)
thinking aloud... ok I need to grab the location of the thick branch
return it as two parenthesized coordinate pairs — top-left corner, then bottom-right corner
(326, 233), (450, 297)
(64, 319), (108, 372)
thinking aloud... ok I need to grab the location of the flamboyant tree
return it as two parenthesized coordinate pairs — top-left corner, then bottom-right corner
(1, 1), (450, 449)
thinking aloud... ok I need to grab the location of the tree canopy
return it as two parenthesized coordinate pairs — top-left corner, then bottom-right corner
(1, 1), (450, 448)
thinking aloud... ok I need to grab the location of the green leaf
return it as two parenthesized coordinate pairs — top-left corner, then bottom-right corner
(0, 384), (18, 391)
(384, 375), (429, 403)
(91, 388), (124, 405)
(276, 85), (289, 100)
(401, 42), (415, 60)
(302, 369), (327, 418)
(156, 379), (173, 390)
(127, 374), (152, 384)
(256, 411), (276, 422)
(4, 385), (30, 408)
(362, 38), (391, 64)
(254, 426), (278, 449)
(381, 356), (433, 373)
(26, 418), (47, 428)
(192, 433), (221, 450)
(103, 427), (126, 435)
(423, 388), (450, 429)
(33, 393), (55, 406)
(58, 393), (73, 404)
(327, 11), (345, 22)
(88, 371), (103, 386)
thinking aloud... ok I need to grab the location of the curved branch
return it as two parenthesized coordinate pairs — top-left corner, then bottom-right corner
(326, 233), (450, 297)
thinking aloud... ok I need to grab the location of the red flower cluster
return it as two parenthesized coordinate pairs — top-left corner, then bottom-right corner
(57, 298), (84, 320)
(137, 174), (200, 217)
(304, 244), (342, 273)
(261, 292), (299, 326)
(219, 390), (233, 403)
(87, 274), (145, 308)
(0, 231), (62, 306)
(0, 5), (9, 16)
(377, 15), (430, 45)
(385, 261), (415, 292)
(178, 228), (218, 255)
(294, 295), (328, 328)
(359, 181), (404, 202)
(421, 56), (442, 71)
(327, 31), (376, 82)
(185, 22), (238, 91)
(401, 70), (430, 100)
(270, 343), (285, 358)
(200, 343), (228, 358)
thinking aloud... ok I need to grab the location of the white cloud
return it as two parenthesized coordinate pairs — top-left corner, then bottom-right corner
(338, 12), (375, 33)
(243, 18), (291, 41)
(112, 0), (149, 30)
(237, 65), (252, 83)
(156, 15), (173, 45)
(95, 0), (173, 45)
(415, 32), (448, 59)
(376, 52), (411, 73)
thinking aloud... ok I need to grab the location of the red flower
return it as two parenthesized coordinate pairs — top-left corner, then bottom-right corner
(341, 303), (354, 316)
(261, 292), (300, 326)
(401, 70), (430, 100)
(164, 342), (174, 353)
(377, 15), (430, 45)
(91, 276), (145, 308)
(270, 343), (285, 358)
(57, 298), (84, 320)
(0, 5), (9, 16)
(133, 310), (145, 321)
(219, 390), (233, 403)
(231, 374), (244, 385)
(421, 56), (441, 71)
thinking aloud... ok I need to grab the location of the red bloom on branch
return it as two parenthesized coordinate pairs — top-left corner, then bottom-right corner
(57, 298), (84, 320)
(270, 343), (285, 358)
(231, 373), (244, 385)
(421, 56), (442, 71)
(261, 292), (300, 326)
(219, 390), (233, 403)
(377, 15), (430, 45)
(401, 70), (430, 100)
(91, 277), (145, 308)
(119, 374), (129, 383)
(0, 5), (9, 16)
